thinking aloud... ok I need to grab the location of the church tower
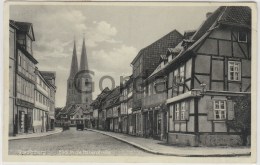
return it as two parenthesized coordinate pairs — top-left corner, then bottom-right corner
(78, 37), (93, 109)
(66, 40), (80, 105)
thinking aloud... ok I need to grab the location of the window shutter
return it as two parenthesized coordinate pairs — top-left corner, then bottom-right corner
(185, 101), (190, 120)
(207, 100), (214, 120)
(227, 100), (234, 120)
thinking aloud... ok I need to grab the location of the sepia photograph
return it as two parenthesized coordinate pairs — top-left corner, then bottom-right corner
(3, 1), (257, 163)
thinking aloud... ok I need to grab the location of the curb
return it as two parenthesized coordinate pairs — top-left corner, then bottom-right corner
(9, 128), (63, 141)
(89, 129), (251, 157)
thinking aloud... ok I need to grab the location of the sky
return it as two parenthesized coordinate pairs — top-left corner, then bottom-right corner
(10, 4), (219, 107)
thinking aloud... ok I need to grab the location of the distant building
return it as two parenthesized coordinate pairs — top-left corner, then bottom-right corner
(119, 76), (133, 134)
(9, 20), (38, 136)
(90, 87), (111, 130)
(58, 105), (85, 126)
(41, 71), (57, 130)
(103, 87), (120, 132)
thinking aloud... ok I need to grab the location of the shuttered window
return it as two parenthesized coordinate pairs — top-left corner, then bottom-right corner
(207, 100), (234, 121)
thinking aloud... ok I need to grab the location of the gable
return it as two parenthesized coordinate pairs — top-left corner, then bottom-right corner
(27, 25), (35, 41)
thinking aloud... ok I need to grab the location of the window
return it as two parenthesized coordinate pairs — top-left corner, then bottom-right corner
(173, 69), (179, 86)
(181, 102), (186, 120)
(77, 115), (79, 118)
(179, 65), (185, 84)
(81, 115), (83, 118)
(214, 100), (226, 120)
(238, 31), (247, 43)
(228, 61), (241, 81)
(174, 104), (180, 120)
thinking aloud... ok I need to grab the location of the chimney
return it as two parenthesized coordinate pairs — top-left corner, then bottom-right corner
(206, 12), (213, 18)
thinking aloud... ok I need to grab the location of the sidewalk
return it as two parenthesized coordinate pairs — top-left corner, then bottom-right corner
(89, 129), (251, 157)
(9, 128), (63, 140)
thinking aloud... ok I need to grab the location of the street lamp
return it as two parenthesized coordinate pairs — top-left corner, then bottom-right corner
(200, 83), (207, 95)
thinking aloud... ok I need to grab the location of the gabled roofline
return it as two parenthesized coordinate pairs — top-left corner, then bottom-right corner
(131, 29), (183, 65)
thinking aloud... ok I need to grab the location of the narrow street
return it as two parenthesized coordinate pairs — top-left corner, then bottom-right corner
(9, 128), (155, 156)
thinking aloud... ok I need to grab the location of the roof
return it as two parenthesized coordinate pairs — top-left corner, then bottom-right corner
(147, 6), (251, 82)
(91, 87), (111, 107)
(191, 6), (251, 42)
(217, 6), (251, 28)
(9, 20), (19, 30)
(103, 86), (120, 108)
(13, 21), (35, 41)
(183, 30), (196, 39)
(191, 7), (225, 41)
(69, 41), (79, 79)
(41, 71), (56, 78)
(79, 38), (89, 71)
(58, 104), (85, 117)
(131, 30), (183, 65)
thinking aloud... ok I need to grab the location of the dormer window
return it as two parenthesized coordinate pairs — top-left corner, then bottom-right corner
(238, 31), (247, 43)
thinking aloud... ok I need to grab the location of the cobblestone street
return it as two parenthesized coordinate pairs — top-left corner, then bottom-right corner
(9, 128), (154, 156)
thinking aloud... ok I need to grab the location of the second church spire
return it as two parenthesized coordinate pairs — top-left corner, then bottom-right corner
(79, 37), (89, 71)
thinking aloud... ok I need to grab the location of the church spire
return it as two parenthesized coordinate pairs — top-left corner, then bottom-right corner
(79, 36), (89, 71)
(69, 40), (78, 79)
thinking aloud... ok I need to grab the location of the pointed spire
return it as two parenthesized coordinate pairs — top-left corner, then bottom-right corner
(69, 39), (79, 78)
(79, 36), (89, 71)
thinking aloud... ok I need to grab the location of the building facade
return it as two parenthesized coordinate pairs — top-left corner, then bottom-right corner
(9, 20), (57, 136)
(10, 21), (38, 135)
(103, 87), (120, 132)
(41, 71), (56, 130)
(84, 6), (251, 147)
(142, 56), (168, 140)
(9, 21), (19, 136)
(33, 68), (51, 132)
(131, 30), (183, 136)
(164, 6), (251, 146)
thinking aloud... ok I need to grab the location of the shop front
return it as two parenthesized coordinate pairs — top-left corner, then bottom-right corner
(143, 105), (167, 140)
(15, 99), (34, 135)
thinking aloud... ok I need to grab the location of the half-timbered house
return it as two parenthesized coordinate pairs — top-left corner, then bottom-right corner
(163, 6), (251, 146)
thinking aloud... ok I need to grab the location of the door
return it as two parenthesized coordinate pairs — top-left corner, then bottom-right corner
(19, 111), (25, 133)
(163, 111), (167, 140)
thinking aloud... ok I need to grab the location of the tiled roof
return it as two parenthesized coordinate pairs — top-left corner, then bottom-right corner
(149, 6), (251, 81)
(41, 71), (56, 78)
(131, 30), (183, 65)
(217, 6), (251, 28)
(104, 86), (120, 108)
(191, 7), (225, 41)
(14, 21), (32, 32)
(191, 6), (251, 42)
(184, 30), (196, 39)
(13, 21), (35, 41)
